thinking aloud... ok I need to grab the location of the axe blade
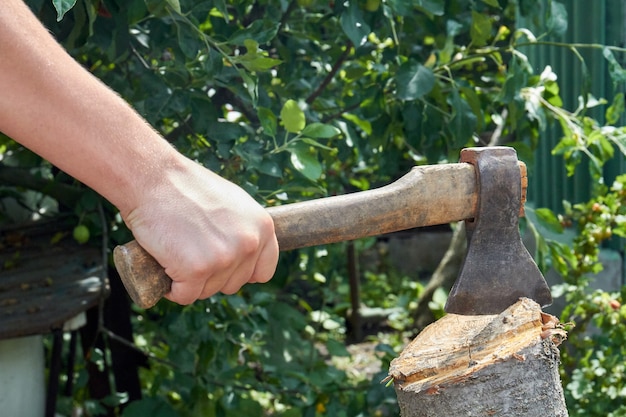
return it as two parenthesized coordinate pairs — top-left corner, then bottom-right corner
(444, 147), (552, 315)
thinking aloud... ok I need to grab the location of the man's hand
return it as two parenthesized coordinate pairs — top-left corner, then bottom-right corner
(0, 0), (280, 306)
(122, 157), (279, 304)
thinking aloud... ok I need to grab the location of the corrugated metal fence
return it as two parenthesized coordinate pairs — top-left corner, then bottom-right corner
(524, 0), (625, 211)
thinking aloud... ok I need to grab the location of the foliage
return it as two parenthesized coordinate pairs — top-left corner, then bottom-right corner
(534, 173), (626, 416)
(4, 0), (626, 415)
(124, 289), (398, 417)
(523, 40), (626, 415)
(535, 169), (626, 416)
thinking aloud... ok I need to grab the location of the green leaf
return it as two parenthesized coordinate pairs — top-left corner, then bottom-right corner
(212, 0), (229, 22)
(390, 0), (444, 17)
(499, 56), (529, 103)
(229, 20), (280, 45)
(202, 48), (223, 77)
(167, 0), (181, 13)
(395, 62), (435, 101)
(211, 0), (230, 23)
(544, 80), (563, 107)
(481, 0), (501, 7)
(207, 122), (245, 143)
(417, 0), (445, 16)
(231, 39), (282, 72)
(145, 0), (181, 16)
(244, 38), (258, 50)
(241, 72), (258, 107)
(470, 10), (492, 47)
(277, 408), (302, 417)
(128, 1), (149, 24)
(448, 90), (477, 147)
(301, 138), (335, 151)
(387, 0), (413, 16)
(239, 55), (282, 72)
(221, 397), (264, 415)
(301, 123), (340, 139)
(121, 398), (178, 417)
(603, 48), (626, 89)
(608, 128), (626, 157)
(326, 339), (350, 357)
(60, 0), (89, 49)
(176, 22), (201, 58)
(342, 113), (372, 135)
(547, 1), (568, 36)
(259, 160), (282, 177)
(340, 1), (371, 47)
(606, 93), (625, 125)
(343, 66), (368, 82)
(280, 100), (306, 133)
(535, 208), (564, 234)
(288, 144), (322, 181)
(460, 86), (483, 132)
(588, 130), (614, 163)
(587, 152), (604, 180)
(52, 0), (77, 21)
(257, 107), (277, 138)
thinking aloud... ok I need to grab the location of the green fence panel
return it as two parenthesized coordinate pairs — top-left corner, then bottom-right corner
(523, 0), (625, 212)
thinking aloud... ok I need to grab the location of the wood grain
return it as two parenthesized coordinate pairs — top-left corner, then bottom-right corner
(388, 298), (568, 417)
(116, 163), (480, 308)
(269, 163), (478, 250)
(114, 161), (528, 308)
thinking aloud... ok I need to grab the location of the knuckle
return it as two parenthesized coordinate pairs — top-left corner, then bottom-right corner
(259, 212), (276, 235)
(167, 283), (197, 306)
(220, 284), (241, 295)
(211, 245), (237, 271)
(237, 232), (261, 257)
(186, 256), (213, 280)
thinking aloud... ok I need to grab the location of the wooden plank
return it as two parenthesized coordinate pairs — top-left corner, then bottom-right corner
(0, 222), (106, 339)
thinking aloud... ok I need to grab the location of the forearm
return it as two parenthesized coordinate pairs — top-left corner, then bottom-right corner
(0, 1), (279, 304)
(0, 0), (181, 216)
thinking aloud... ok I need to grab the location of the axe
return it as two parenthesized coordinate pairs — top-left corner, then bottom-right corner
(113, 146), (552, 313)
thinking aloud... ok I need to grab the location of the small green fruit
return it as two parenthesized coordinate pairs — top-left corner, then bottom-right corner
(73, 225), (90, 244)
(364, 0), (380, 12)
(280, 99), (306, 133)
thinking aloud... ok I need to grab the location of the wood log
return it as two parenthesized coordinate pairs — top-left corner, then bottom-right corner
(388, 298), (568, 417)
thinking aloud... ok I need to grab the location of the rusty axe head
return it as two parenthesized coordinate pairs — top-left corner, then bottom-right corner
(444, 147), (552, 315)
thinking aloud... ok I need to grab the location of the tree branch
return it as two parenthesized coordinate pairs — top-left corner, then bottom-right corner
(306, 41), (353, 105)
(320, 101), (362, 124)
(0, 165), (83, 208)
(212, 87), (260, 124)
(411, 223), (467, 333)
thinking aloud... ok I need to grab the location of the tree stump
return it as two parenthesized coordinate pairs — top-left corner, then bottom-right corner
(388, 298), (568, 417)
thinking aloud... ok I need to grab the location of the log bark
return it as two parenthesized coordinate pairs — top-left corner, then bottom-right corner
(388, 298), (568, 417)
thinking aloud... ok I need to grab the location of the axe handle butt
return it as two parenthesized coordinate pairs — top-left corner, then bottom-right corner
(114, 242), (170, 309)
(114, 162), (525, 308)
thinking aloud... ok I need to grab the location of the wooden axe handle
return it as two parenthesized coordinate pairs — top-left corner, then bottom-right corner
(114, 162), (526, 308)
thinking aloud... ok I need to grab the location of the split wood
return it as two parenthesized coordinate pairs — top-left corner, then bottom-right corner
(388, 298), (569, 417)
